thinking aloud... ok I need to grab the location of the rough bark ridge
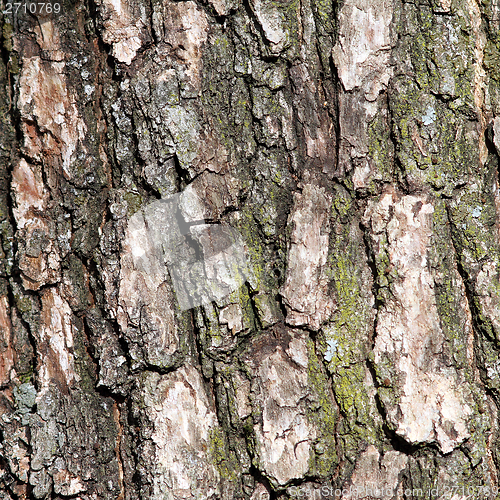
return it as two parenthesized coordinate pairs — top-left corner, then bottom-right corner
(1, 0), (500, 497)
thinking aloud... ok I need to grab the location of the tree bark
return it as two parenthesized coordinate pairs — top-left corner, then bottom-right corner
(1, 0), (500, 498)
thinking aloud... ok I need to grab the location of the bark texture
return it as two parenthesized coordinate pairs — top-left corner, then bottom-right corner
(1, 0), (500, 498)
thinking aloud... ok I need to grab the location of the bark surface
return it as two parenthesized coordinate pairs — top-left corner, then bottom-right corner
(1, 0), (500, 498)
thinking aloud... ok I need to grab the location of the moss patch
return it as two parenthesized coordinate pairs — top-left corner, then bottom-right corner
(208, 427), (239, 481)
(306, 337), (338, 478)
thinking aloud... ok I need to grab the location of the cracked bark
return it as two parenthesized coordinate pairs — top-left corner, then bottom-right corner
(1, 0), (500, 498)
